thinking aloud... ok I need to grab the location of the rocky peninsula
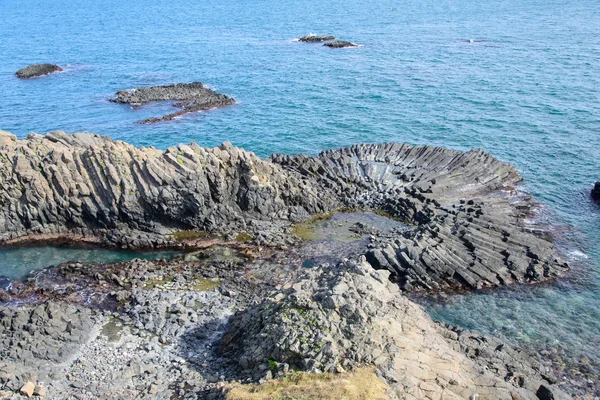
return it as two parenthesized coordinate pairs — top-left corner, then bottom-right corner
(109, 83), (235, 124)
(0, 131), (583, 399)
(15, 64), (63, 79)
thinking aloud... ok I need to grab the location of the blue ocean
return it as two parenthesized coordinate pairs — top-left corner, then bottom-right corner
(1, 0), (599, 392)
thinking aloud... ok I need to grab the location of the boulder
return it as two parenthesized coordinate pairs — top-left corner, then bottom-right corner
(591, 182), (600, 201)
(323, 40), (358, 48)
(19, 381), (35, 397)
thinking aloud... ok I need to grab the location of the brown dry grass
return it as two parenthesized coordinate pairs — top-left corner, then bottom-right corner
(225, 368), (389, 400)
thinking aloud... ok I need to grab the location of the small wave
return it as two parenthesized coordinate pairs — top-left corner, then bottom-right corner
(567, 250), (588, 261)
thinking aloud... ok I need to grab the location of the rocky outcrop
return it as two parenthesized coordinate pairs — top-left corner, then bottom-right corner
(0, 132), (566, 289)
(323, 40), (358, 48)
(15, 64), (62, 79)
(0, 254), (579, 399)
(221, 259), (569, 400)
(0, 130), (337, 248)
(109, 82), (235, 124)
(272, 143), (568, 290)
(298, 35), (335, 42)
(591, 182), (600, 201)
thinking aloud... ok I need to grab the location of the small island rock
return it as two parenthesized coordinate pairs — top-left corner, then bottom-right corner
(15, 64), (62, 79)
(298, 35), (335, 42)
(323, 40), (358, 48)
(110, 82), (235, 124)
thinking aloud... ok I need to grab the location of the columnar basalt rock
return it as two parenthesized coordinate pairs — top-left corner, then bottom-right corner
(298, 35), (335, 42)
(109, 82), (235, 123)
(271, 143), (568, 290)
(0, 130), (338, 248)
(0, 132), (566, 289)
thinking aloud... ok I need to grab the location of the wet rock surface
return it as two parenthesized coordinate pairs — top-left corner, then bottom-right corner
(298, 35), (335, 42)
(323, 40), (358, 48)
(110, 82), (235, 124)
(15, 64), (63, 79)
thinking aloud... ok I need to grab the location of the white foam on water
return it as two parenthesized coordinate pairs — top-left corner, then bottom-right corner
(567, 250), (588, 261)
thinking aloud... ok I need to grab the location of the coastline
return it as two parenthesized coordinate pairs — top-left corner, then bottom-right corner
(0, 131), (586, 398)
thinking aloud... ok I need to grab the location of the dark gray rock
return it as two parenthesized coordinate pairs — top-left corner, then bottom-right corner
(298, 35), (335, 42)
(110, 82), (235, 124)
(323, 40), (358, 48)
(272, 143), (569, 291)
(15, 64), (63, 79)
(591, 182), (600, 201)
(0, 131), (338, 248)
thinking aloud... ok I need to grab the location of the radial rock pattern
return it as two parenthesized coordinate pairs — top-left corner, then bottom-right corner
(271, 143), (568, 290)
(0, 132), (567, 290)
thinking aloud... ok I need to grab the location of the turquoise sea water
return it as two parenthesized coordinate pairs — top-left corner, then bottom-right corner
(0, 0), (599, 393)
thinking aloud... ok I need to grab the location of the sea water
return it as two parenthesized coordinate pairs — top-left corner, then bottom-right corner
(0, 0), (599, 391)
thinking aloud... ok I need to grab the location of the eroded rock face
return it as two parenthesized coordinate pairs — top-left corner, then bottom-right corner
(0, 131), (337, 248)
(323, 40), (358, 48)
(110, 82), (235, 123)
(221, 259), (569, 400)
(298, 35), (335, 42)
(15, 64), (63, 79)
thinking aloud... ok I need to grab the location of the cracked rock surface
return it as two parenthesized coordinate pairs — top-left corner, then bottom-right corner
(221, 258), (570, 400)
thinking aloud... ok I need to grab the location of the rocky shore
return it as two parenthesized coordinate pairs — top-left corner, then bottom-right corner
(0, 131), (588, 399)
(109, 83), (235, 124)
(15, 64), (63, 79)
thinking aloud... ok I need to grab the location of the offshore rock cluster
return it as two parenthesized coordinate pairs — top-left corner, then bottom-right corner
(0, 132), (579, 399)
(109, 82), (235, 124)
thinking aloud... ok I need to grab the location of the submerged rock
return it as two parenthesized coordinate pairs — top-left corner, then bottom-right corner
(298, 35), (335, 42)
(15, 64), (63, 79)
(110, 82), (235, 124)
(591, 182), (600, 200)
(323, 40), (358, 48)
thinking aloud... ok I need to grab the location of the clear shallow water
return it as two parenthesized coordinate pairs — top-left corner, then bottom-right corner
(0, 246), (182, 281)
(0, 0), (599, 391)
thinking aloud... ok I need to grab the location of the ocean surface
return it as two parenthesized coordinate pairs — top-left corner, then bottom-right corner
(1, 0), (599, 392)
